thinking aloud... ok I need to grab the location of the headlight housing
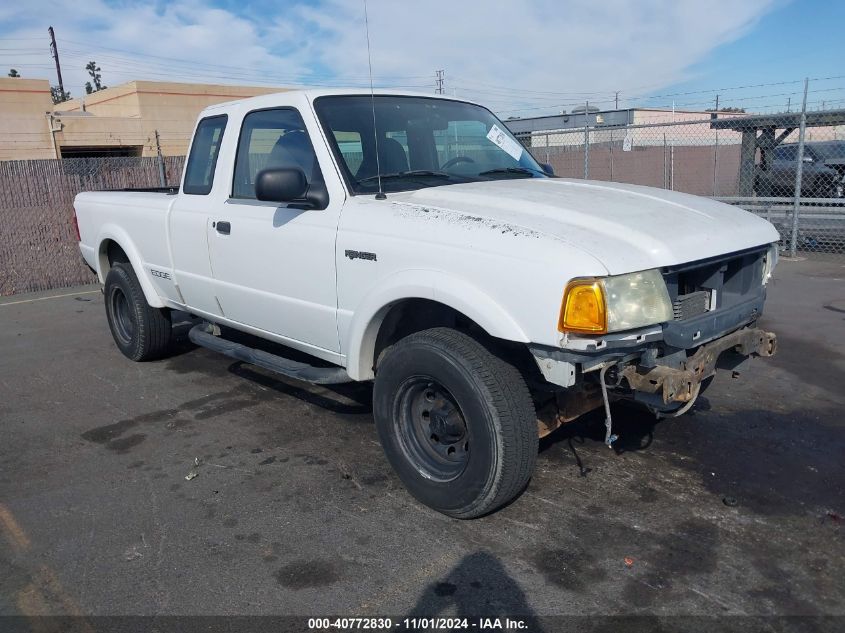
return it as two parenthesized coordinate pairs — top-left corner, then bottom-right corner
(762, 243), (778, 285)
(559, 269), (673, 334)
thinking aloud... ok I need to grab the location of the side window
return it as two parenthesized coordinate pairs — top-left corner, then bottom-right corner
(183, 115), (227, 195)
(232, 108), (321, 199)
(775, 145), (796, 161)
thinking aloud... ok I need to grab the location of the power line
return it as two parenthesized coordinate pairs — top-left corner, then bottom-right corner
(56, 38), (429, 83)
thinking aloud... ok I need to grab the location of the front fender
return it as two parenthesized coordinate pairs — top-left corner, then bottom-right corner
(344, 269), (529, 381)
(96, 224), (165, 308)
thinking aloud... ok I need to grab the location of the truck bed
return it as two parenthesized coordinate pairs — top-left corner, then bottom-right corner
(75, 189), (177, 285)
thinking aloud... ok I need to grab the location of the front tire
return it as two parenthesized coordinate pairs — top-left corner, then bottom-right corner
(104, 262), (173, 361)
(373, 328), (538, 518)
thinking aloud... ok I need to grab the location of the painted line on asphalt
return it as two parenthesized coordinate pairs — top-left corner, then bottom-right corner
(0, 503), (31, 551)
(1, 504), (92, 627)
(0, 289), (100, 307)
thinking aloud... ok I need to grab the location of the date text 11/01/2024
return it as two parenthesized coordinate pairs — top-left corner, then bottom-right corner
(307, 617), (530, 629)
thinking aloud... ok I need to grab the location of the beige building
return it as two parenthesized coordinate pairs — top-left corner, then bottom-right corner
(0, 77), (56, 160)
(0, 78), (285, 160)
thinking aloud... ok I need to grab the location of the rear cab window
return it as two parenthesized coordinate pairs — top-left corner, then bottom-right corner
(183, 115), (227, 195)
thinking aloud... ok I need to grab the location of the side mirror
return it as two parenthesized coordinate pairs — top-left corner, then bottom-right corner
(255, 168), (308, 203)
(540, 162), (555, 176)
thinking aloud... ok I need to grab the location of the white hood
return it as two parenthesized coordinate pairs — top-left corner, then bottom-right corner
(388, 178), (779, 275)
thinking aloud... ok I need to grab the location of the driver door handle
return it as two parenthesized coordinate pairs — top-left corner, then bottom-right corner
(215, 221), (231, 235)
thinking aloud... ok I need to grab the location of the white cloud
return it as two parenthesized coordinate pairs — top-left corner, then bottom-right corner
(0, 0), (777, 113)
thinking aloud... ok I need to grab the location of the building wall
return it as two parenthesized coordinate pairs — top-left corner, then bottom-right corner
(1, 80), (287, 160)
(54, 81), (285, 157)
(526, 109), (746, 148)
(0, 78), (55, 160)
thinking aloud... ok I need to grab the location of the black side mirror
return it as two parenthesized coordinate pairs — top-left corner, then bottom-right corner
(255, 168), (308, 203)
(540, 162), (555, 177)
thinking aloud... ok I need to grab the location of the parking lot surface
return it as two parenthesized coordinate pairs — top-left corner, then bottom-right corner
(0, 257), (843, 622)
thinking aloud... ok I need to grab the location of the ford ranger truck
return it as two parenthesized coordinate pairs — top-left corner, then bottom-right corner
(74, 89), (779, 518)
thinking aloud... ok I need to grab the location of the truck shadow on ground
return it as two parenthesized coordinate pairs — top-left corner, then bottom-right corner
(540, 397), (845, 519)
(228, 362), (373, 416)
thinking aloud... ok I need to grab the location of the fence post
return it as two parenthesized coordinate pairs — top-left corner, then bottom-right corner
(712, 94), (719, 196)
(789, 78), (809, 258)
(583, 101), (590, 179)
(154, 129), (166, 188)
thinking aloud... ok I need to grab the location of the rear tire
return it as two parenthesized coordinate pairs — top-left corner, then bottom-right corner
(373, 328), (538, 518)
(104, 262), (173, 361)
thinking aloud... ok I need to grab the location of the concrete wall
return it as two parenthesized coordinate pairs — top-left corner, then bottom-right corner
(1, 80), (287, 160)
(0, 78), (55, 160)
(53, 81), (286, 157)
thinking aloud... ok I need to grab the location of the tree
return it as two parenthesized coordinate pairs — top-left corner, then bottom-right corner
(8, 68), (20, 77)
(84, 60), (106, 94)
(51, 86), (71, 104)
(705, 106), (746, 113)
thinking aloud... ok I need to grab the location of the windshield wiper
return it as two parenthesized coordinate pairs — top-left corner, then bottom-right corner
(357, 170), (453, 184)
(478, 166), (544, 178)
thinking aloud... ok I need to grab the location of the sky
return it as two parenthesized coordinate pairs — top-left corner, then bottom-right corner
(1, 0), (843, 117)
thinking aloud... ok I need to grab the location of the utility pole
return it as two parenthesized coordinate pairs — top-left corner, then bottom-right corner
(154, 130), (166, 187)
(48, 26), (65, 98)
(614, 91), (619, 110)
(435, 69), (444, 94)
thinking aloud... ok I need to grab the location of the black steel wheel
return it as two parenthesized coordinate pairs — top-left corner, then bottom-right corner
(394, 377), (470, 482)
(108, 284), (135, 347)
(104, 262), (173, 361)
(373, 327), (538, 518)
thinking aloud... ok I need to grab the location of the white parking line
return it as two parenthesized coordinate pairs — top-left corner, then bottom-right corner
(0, 289), (100, 307)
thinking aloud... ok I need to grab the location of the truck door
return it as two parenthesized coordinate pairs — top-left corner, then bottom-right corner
(169, 114), (228, 318)
(206, 106), (342, 353)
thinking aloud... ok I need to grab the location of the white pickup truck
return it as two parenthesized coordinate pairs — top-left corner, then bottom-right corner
(75, 89), (779, 518)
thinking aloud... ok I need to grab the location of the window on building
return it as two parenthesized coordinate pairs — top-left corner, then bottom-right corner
(183, 115), (227, 195)
(59, 146), (143, 158)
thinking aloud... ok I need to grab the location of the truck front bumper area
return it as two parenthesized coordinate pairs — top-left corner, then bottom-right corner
(618, 327), (777, 405)
(531, 326), (777, 437)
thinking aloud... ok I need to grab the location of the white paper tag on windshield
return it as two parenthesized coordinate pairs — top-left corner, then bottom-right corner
(486, 124), (523, 161)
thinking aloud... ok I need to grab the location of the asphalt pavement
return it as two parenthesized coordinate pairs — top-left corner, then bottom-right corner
(0, 256), (843, 626)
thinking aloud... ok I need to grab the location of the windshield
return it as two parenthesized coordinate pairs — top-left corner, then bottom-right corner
(314, 95), (548, 194)
(812, 143), (845, 161)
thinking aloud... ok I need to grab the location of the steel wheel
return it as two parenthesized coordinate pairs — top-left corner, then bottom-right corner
(109, 286), (135, 347)
(103, 262), (173, 361)
(394, 377), (470, 482)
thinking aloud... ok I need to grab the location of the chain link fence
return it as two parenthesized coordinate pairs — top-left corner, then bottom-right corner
(517, 104), (845, 258)
(0, 155), (185, 296)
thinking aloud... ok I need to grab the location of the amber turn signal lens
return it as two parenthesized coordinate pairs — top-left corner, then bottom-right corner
(559, 281), (607, 333)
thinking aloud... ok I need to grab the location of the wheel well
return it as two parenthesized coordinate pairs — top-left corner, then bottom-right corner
(99, 239), (130, 274)
(371, 299), (534, 376)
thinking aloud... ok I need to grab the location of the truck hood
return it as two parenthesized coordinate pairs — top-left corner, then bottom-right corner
(388, 178), (779, 274)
